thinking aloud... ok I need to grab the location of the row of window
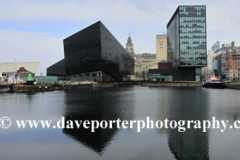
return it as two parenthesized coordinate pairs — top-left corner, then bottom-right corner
(180, 44), (206, 49)
(181, 54), (206, 57)
(182, 43), (206, 46)
(181, 44), (206, 48)
(180, 46), (206, 50)
(181, 41), (206, 45)
(180, 62), (206, 66)
(180, 27), (206, 31)
(180, 30), (206, 34)
(180, 61), (206, 64)
(180, 52), (206, 57)
(180, 38), (206, 43)
(180, 23), (205, 28)
(180, 60), (206, 65)
(180, 32), (206, 37)
(179, 6), (206, 12)
(180, 41), (206, 44)
(181, 55), (206, 58)
(180, 11), (205, 14)
(180, 17), (205, 23)
(181, 49), (206, 52)
(180, 16), (206, 20)
(180, 55), (206, 59)
(180, 12), (206, 17)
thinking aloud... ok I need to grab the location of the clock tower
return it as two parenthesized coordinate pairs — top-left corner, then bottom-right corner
(126, 34), (134, 54)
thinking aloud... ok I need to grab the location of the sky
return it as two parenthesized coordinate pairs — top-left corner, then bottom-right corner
(0, 0), (240, 75)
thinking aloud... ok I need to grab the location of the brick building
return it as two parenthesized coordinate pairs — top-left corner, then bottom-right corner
(16, 67), (35, 77)
(225, 42), (240, 81)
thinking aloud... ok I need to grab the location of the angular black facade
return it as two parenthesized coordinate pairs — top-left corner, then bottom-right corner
(47, 59), (66, 77)
(64, 21), (134, 80)
(149, 68), (196, 81)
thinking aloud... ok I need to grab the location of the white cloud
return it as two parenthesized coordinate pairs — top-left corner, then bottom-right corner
(1, 0), (240, 73)
(0, 0), (155, 23)
(0, 29), (64, 75)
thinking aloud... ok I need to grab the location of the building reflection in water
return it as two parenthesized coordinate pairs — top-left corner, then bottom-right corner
(63, 89), (134, 154)
(157, 88), (210, 160)
(26, 93), (35, 106)
(226, 105), (240, 123)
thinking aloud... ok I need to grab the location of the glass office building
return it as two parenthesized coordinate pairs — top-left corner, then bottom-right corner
(212, 41), (220, 51)
(167, 5), (207, 81)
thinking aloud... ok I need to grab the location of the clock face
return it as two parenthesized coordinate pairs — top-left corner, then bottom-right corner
(128, 46), (131, 49)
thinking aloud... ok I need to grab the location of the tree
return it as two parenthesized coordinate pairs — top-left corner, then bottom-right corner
(135, 71), (141, 78)
(141, 71), (148, 79)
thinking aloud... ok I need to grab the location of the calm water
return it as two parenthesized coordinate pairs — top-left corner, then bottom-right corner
(0, 86), (240, 160)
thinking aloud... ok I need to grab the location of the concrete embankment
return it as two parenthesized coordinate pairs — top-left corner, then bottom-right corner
(12, 85), (53, 92)
(224, 83), (240, 89)
(63, 82), (139, 89)
(142, 82), (202, 87)
(62, 83), (120, 90)
(7, 81), (202, 93)
(10, 82), (140, 93)
(12, 84), (93, 92)
(62, 84), (93, 90)
(7, 82), (240, 93)
(0, 86), (11, 92)
(94, 81), (140, 88)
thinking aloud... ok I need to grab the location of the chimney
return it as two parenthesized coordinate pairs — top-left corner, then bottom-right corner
(232, 41), (235, 48)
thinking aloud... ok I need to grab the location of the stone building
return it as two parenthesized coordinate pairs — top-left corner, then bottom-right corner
(156, 34), (167, 62)
(126, 34), (134, 55)
(206, 42), (240, 80)
(16, 67), (35, 77)
(126, 34), (167, 79)
(133, 53), (158, 73)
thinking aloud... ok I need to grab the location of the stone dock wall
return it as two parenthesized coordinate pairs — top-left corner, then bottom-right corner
(10, 82), (139, 93)
(142, 82), (202, 87)
(12, 85), (53, 92)
(7, 81), (238, 93)
(224, 83), (240, 89)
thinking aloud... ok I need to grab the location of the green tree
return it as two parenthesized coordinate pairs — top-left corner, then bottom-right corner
(141, 71), (148, 79)
(135, 71), (141, 78)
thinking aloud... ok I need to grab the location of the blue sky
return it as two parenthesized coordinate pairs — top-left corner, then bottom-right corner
(0, 0), (239, 75)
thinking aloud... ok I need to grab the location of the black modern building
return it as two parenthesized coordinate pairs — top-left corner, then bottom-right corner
(63, 89), (134, 153)
(149, 67), (196, 81)
(150, 5), (207, 81)
(47, 59), (66, 77)
(214, 54), (222, 76)
(47, 21), (134, 81)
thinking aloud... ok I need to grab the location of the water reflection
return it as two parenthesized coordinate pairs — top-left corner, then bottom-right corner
(1, 86), (240, 159)
(166, 88), (210, 160)
(26, 93), (36, 112)
(63, 89), (134, 154)
(225, 106), (240, 123)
